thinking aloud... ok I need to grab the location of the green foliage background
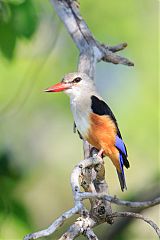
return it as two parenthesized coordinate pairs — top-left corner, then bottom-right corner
(0, 0), (159, 239)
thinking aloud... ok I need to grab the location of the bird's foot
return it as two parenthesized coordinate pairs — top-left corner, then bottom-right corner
(97, 149), (104, 158)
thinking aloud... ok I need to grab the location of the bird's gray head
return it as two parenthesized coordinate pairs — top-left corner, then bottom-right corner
(45, 72), (96, 98)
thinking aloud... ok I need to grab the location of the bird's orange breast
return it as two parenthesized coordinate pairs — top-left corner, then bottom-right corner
(86, 113), (117, 156)
(86, 113), (121, 171)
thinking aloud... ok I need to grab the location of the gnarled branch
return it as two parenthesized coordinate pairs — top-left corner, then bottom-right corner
(24, 156), (160, 240)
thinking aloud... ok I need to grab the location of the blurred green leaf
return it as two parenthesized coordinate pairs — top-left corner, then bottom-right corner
(0, 0), (38, 59)
(0, 21), (16, 58)
(0, 1), (11, 22)
(12, 200), (32, 228)
(11, 0), (38, 39)
(0, 150), (32, 230)
(4, 0), (26, 4)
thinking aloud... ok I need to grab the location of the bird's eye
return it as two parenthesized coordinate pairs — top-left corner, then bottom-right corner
(72, 77), (82, 83)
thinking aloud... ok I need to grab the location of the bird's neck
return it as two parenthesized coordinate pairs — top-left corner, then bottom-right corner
(69, 93), (91, 139)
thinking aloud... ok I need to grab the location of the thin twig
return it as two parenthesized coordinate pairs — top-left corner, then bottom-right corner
(111, 211), (160, 237)
(107, 42), (128, 52)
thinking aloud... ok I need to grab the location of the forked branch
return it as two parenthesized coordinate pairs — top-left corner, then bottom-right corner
(24, 155), (160, 240)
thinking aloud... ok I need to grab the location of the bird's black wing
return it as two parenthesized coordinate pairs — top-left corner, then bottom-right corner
(91, 95), (122, 138)
(91, 95), (129, 169)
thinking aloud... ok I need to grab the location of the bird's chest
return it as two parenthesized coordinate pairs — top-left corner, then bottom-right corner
(70, 99), (90, 138)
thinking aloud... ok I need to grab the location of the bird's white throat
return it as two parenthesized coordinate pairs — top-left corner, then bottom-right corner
(69, 92), (91, 139)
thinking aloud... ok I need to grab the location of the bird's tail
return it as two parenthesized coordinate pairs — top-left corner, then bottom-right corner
(117, 153), (127, 191)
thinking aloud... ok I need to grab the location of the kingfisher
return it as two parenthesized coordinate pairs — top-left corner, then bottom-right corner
(44, 72), (130, 191)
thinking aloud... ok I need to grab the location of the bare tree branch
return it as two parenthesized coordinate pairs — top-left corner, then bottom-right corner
(79, 192), (160, 209)
(103, 183), (160, 239)
(24, 1), (159, 240)
(107, 42), (128, 52)
(58, 215), (96, 240)
(24, 156), (160, 240)
(24, 206), (80, 240)
(111, 211), (160, 237)
(85, 228), (99, 240)
(24, 156), (99, 240)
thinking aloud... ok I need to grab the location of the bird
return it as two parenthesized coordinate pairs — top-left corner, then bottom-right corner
(44, 72), (130, 191)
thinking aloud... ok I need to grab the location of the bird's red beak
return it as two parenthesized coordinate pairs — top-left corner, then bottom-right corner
(44, 82), (71, 92)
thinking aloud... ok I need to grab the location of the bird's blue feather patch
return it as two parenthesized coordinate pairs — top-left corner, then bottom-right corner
(115, 136), (127, 156)
(119, 153), (124, 173)
(118, 153), (127, 190)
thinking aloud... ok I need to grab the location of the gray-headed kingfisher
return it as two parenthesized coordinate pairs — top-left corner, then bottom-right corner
(44, 72), (130, 191)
